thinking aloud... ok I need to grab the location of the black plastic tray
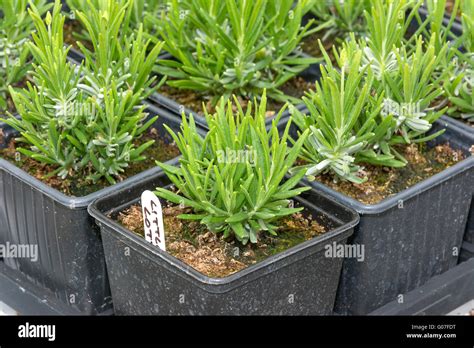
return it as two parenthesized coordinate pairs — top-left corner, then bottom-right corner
(89, 171), (359, 315)
(370, 258), (474, 315)
(0, 261), (84, 315)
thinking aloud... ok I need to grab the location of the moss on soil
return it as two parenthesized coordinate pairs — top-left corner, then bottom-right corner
(0, 127), (180, 197)
(117, 202), (326, 278)
(316, 143), (466, 204)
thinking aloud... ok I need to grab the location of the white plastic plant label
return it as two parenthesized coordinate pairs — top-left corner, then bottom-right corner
(141, 190), (166, 251)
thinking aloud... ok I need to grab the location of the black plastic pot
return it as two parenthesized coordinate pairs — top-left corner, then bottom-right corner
(448, 14), (463, 36)
(466, 207), (474, 243)
(0, 115), (23, 150)
(88, 171), (359, 315)
(148, 59), (321, 130)
(370, 257), (474, 315)
(418, 5), (463, 36)
(0, 260), (83, 315)
(440, 116), (474, 245)
(459, 241), (474, 263)
(318, 121), (473, 315)
(0, 103), (204, 314)
(66, 46), (86, 65)
(419, 5), (474, 252)
(277, 116), (474, 315)
(66, 46), (173, 66)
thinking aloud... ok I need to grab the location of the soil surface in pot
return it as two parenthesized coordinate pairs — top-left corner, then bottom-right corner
(64, 20), (93, 51)
(301, 32), (336, 60)
(445, 0), (461, 16)
(158, 77), (314, 117)
(316, 143), (466, 205)
(0, 126), (180, 197)
(117, 202), (327, 278)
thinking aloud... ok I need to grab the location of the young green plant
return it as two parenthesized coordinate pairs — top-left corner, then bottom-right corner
(1, 0), (162, 183)
(65, 0), (163, 45)
(73, 0), (164, 99)
(420, 0), (460, 64)
(375, 35), (449, 161)
(362, 0), (423, 79)
(152, 0), (320, 107)
(444, 0), (474, 123)
(291, 39), (400, 184)
(155, 92), (310, 245)
(0, 0), (51, 111)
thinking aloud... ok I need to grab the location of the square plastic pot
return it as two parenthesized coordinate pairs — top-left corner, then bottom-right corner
(369, 258), (474, 315)
(276, 115), (474, 315)
(147, 58), (321, 131)
(0, 103), (204, 314)
(66, 46), (173, 66)
(88, 171), (359, 315)
(0, 260), (83, 315)
(0, 117), (20, 148)
(459, 241), (474, 263)
(421, 2), (474, 251)
(466, 207), (474, 244)
(300, 120), (474, 315)
(418, 6), (463, 37)
(440, 116), (474, 245)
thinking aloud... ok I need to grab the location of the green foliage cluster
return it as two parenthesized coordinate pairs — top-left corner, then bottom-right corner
(151, 0), (320, 106)
(156, 92), (309, 244)
(0, 0), (50, 110)
(1, 0), (162, 183)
